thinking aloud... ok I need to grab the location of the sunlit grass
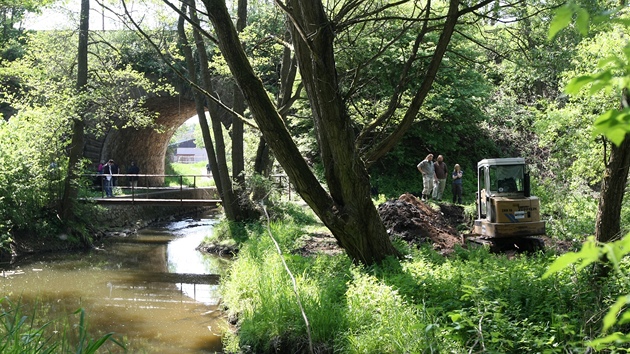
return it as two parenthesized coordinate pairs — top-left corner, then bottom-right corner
(167, 162), (215, 187)
(220, 215), (629, 353)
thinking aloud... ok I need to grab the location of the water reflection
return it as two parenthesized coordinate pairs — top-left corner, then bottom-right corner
(0, 213), (229, 353)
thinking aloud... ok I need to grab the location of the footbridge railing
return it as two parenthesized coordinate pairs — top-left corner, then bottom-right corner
(81, 173), (221, 207)
(80, 173), (292, 206)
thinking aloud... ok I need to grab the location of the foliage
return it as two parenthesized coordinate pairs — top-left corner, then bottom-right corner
(0, 0), (54, 60)
(0, 297), (124, 353)
(544, 236), (630, 350)
(541, 1), (630, 350)
(221, 221), (351, 353)
(0, 28), (178, 253)
(533, 179), (598, 240)
(550, 5), (630, 146)
(0, 107), (67, 250)
(220, 216), (626, 353)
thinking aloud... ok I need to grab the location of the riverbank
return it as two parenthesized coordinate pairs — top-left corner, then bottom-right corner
(5, 203), (218, 262)
(1, 212), (227, 353)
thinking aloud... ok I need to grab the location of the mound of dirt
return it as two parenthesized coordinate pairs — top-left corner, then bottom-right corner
(289, 193), (467, 257)
(377, 193), (465, 255)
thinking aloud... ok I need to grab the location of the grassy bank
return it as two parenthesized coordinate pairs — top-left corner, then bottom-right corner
(217, 207), (630, 353)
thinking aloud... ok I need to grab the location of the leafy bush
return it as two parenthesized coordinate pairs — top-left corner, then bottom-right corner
(0, 112), (68, 252)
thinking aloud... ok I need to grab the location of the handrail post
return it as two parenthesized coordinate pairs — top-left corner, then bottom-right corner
(287, 176), (291, 201)
(180, 175), (183, 204)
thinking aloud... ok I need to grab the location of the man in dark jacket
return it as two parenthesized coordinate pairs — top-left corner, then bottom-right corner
(127, 161), (140, 188)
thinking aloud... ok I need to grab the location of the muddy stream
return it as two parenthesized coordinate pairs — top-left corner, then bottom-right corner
(0, 212), (229, 353)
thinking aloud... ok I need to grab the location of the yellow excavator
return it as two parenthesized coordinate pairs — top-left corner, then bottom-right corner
(470, 158), (546, 251)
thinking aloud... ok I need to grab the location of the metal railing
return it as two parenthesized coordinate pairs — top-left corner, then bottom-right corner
(83, 173), (215, 201)
(82, 173), (292, 203)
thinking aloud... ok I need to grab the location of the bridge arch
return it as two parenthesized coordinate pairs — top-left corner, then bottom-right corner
(87, 96), (198, 181)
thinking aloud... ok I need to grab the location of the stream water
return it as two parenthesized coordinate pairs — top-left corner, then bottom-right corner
(0, 212), (230, 353)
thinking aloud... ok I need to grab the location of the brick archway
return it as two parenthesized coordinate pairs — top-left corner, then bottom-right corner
(97, 96), (198, 181)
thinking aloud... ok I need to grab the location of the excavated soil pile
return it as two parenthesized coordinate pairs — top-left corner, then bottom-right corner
(292, 193), (468, 257)
(377, 193), (465, 255)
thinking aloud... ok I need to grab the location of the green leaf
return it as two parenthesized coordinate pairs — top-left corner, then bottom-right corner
(565, 75), (594, 95)
(588, 70), (614, 94)
(593, 110), (630, 145)
(543, 237), (601, 278)
(603, 296), (630, 332)
(619, 311), (630, 325)
(589, 332), (629, 349)
(575, 8), (590, 36)
(542, 252), (582, 278)
(606, 128), (629, 146)
(597, 56), (620, 69)
(548, 5), (574, 40)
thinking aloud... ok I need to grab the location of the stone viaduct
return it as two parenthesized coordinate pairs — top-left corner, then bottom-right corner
(85, 95), (198, 179)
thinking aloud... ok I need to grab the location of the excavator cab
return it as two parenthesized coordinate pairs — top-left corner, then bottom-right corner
(474, 158), (545, 240)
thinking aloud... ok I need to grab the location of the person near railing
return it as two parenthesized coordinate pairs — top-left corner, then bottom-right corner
(102, 159), (114, 197)
(110, 159), (119, 187)
(128, 161), (140, 188)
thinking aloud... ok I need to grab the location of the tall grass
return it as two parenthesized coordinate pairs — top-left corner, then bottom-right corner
(0, 297), (124, 353)
(220, 218), (630, 353)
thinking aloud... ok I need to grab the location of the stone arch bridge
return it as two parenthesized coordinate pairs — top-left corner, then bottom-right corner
(85, 96), (198, 183)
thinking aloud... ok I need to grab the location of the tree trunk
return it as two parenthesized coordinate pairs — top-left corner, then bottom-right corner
(185, 0), (259, 221)
(595, 135), (630, 243)
(203, 0), (400, 264)
(595, 88), (630, 243)
(253, 29), (298, 177)
(178, 1), (239, 220)
(61, 0), (89, 247)
(231, 0), (247, 187)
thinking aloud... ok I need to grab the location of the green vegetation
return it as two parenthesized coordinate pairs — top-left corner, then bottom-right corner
(219, 213), (629, 353)
(166, 162), (215, 187)
(0, 297), (123, 353)
(2, 0), (630, 352)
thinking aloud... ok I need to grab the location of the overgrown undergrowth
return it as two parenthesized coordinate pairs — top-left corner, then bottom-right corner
(219, 216), (630, 353)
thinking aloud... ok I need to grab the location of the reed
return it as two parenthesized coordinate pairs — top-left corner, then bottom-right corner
(0, 297), (124, 354)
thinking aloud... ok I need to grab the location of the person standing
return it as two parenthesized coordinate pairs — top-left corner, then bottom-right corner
(127, 161), (140, 188)
(452, 163), (463, 204)
(95, 160), (105, 187)
(110, 160), (119, 187)
(432, 155), (448, 201)
(102, 159), (114, 197)
(417, 154), (435, 201)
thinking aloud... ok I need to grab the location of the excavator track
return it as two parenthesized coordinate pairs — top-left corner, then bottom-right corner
(466, 235), (545, 253)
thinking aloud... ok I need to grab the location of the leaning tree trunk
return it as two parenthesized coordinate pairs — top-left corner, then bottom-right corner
(202, 0), (400, 264)
(178, 1), (241, 221)
(189, 0), (259, 221)
(231, 0), (247, 187)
